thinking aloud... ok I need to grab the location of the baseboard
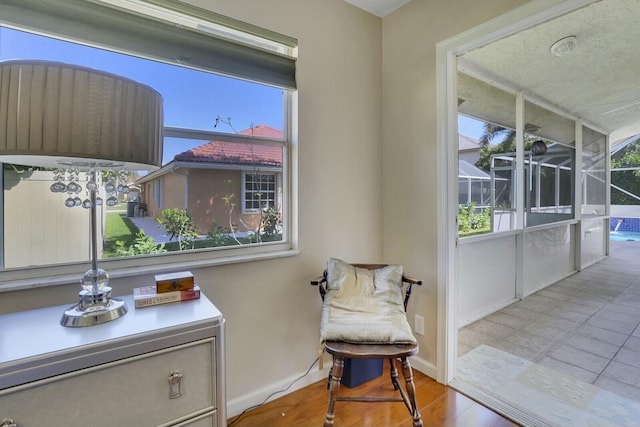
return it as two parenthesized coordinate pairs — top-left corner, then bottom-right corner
(227, 354), (438, 418)
(226, 357), (332, 418)
(409, 354), (437, 379)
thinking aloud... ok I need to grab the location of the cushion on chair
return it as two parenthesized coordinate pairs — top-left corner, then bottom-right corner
(319, 258), (417, 345)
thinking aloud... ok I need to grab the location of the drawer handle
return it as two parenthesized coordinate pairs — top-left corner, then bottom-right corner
(168, 370), (183, 399)
(1, 419), (17, 427)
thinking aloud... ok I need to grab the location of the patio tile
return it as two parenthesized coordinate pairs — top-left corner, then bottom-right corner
(510, 297), (557, 314)
(582, 286), (624, 298)
(602, 360), (640, 388)
(484, 312), (532, 330)
(624, 336), (640, 352)
(613, 347), (640, 369)
(494, 332), (554, 361)
(538, 356), (599, 384)
(575, 325), (629, 347)
(549, 344), (610, 374)
(569, 294), (611, 309)
(546, 307), (591, 324)
(595, 376), (640, 403)
(603, 303), (640, 317)
(613, 293), (640, 308)
(596, 308), (640, 324)
(543, 283), (581, 296)
(566, 334), (620, 359)
(465, 319), (518, 340)
(522, 322), (571, 341)
(555, 301), (600, 316)
(500, 305), (541, 321)
(585, 315), (638, 335)
(458, 328), (499, 349)
(457, 341), (476, 357)
(537, 288), (571, 302)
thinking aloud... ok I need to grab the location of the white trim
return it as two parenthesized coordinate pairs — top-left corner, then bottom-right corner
(0, 247), (299, 292)
(436, 0), (600, 386)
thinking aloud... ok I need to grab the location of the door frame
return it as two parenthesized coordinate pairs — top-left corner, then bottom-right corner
(435, 0), (599, 383)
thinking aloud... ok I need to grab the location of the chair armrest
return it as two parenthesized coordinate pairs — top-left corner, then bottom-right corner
(402, 275), (422, 286)
(310, 276), (326, 286)
(311, 273), (328, 302)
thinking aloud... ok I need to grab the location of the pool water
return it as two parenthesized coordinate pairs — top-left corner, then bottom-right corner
(610, 231), (640, 241)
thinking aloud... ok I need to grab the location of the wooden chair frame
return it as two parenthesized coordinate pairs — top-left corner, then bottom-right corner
(311, 264), (424, 427)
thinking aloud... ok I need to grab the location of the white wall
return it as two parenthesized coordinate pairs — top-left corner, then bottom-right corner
(523, 224), (576, 295)
(581, 217), (607, 268)
(458, 235), (517, 327)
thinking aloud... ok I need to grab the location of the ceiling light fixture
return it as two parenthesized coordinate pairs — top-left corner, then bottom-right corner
(550, 35), (577, 57)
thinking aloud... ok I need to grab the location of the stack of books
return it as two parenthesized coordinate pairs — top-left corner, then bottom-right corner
(133, 271), (200, 308)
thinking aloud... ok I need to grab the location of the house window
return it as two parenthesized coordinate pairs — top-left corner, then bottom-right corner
(0, 0), (297, 280)
(243, 173), (277, 212)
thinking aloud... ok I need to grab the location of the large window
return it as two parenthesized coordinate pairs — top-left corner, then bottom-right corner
(0, 0), (297, 277)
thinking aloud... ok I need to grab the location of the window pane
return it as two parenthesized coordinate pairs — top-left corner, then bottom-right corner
(582, 127), (606, 217)
(1, 22), (287, 269)
(457, 71), (517, 236)
(524, 100), (575, 227)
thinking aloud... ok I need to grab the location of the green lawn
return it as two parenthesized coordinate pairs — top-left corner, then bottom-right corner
(103, 212), (138, 257)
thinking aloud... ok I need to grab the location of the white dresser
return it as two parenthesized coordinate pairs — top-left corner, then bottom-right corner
(0, 293), (226, 427)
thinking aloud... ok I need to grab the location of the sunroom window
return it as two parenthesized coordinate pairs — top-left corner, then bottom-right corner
(0, 0), (297, 279)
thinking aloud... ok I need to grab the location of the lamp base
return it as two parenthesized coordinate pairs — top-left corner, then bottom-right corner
(60, 296), (128, 327)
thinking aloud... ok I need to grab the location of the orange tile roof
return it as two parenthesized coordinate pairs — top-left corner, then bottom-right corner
(174, 125), (283, 167)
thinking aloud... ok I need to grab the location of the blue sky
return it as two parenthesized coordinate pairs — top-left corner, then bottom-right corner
(0, 27), (284, 164)
(458, 115), (485, 139)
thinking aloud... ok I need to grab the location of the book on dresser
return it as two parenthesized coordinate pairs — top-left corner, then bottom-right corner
(133, 285), (201, 308)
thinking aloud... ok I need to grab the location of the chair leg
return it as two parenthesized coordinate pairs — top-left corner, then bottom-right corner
(327, 358), (334, 389)
(324, 355), (344, 427)
(388, 358), (400, 390)
(400, 357), (423, 427)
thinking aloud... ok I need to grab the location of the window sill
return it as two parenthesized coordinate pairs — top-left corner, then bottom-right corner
(0, 247), (299, 293)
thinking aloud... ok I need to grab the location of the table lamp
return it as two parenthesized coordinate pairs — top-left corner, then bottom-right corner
(0, 60), (163, 327)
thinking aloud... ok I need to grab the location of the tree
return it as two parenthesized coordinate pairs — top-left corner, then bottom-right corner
(611, 137), (640, 204)
(475, 123), (537, 171)
(156, 208), (201, 250)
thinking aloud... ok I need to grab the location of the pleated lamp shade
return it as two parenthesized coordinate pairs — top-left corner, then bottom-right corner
(0, 60), (163, 170)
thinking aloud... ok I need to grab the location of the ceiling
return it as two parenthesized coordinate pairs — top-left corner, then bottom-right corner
(343, 0), (410, 17)
(457, 0), (640, 145)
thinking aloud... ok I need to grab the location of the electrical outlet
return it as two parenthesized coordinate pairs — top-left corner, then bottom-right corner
(414, 314), (424, 336)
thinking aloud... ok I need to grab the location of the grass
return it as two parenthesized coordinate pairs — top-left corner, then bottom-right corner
(103, 212), (139, 257)
(101, 212), (284, 256)
(458, 226), (491, 237)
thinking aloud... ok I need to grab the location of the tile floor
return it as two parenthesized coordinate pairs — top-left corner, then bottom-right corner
(459, 239), (640, 402)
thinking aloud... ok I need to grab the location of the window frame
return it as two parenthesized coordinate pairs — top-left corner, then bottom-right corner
(0, 1), (298, 291)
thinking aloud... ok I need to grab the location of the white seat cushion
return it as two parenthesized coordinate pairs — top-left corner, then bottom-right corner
(319, 258), (417, 345)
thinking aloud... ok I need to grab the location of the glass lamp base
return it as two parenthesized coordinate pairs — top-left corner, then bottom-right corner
(60, 294), (128, 327)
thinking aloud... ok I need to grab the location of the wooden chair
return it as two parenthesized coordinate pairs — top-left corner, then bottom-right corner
(311, 263), (424, 427)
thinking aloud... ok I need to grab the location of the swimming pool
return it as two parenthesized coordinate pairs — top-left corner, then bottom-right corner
(610, 231), (640, 241)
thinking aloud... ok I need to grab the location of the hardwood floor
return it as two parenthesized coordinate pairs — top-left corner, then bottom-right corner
(228, 363), (519, 427)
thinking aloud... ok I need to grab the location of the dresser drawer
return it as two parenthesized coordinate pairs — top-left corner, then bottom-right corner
(0, 339), (215, 427)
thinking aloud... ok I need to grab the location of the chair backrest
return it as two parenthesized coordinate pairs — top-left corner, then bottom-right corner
(310, 263), (422, 312)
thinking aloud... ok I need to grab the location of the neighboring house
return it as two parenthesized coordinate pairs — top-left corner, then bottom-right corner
(137, 125), (283, 236)
(458, 133), (483, 165)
